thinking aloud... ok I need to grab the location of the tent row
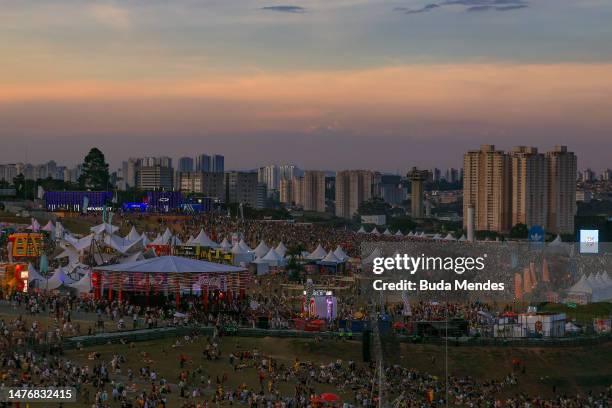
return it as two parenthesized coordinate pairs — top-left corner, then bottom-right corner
(565, 272), (612, 302)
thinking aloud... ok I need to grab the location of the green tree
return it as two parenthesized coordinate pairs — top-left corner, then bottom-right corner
(388, 216), (416, 234)
(356, 198), (391, 217)
(509, 223), (528, 239)
(13, 174), (26, 198)
(79, 148), (110, 190)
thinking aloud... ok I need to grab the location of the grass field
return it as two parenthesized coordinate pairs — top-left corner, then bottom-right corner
(57, 334), (612, 407)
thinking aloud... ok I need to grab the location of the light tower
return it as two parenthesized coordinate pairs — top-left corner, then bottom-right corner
(407, 167), (429, 219)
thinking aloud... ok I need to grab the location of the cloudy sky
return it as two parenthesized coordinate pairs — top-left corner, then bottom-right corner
(1, 0), (611, 171)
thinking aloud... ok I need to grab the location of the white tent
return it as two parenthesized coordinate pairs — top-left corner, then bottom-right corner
(275, 242), (287, 257)
(238, 239), (252, 252)
(54, 222), (65, 240)
(383, 228), (392, 236)
(41, 220), (55, 234)
(55, 246), (80, 263)
(548, 235), (563, 246)
(170, 236), (183, 246)
(141, 233), (150, 246)
(65, 234), (95, 252)
(68, 271), (93, 295)
(254, 241), (270, 258)
(91, 223), (119, 235)
(394, 230), (403, 237)
(219, 238), (232, 251)
(191, 229), (219, 248)
(333, 246), (349, 262)
(126, 226), (141, 242)
(362, 247), (383, 264)
(104, 234), (145, 255)
(357, 226), (367, 234)
(443, 233), (456, 241)
(433, 233), (442, 240)
(27, 218), (41, 232)
(232, 243), (254, 265)
(97, 255), (246, 274)
(253, 257), (270, 275)
(307, 244), (327, 260)
(44, 267), (72, 290)
(370, 227), (380, 235)
(458, 234), (467, 242)
(261, 248), (285, 266)
(27, 263), (45, 286)
(120, 251), (144, 264)
(407, 231), (414, 237)
(321, 250), (342, 264)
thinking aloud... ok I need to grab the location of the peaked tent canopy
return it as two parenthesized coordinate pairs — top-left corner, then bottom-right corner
(321, 250), (342, 264)
(126, 226), (141, 242)
(307, 244), (328, 260)
(254, 241), (270, 258)
(96, 255), (245, 274)
(191, 229), (219, 248)
(362, 247), (383, 264)
(41, 220), (55, 233)
(275, 242), (287, 257)
(27, 263), (45, 285)
(219, 238), (232, 251)
(333, 246), (349, 262)
(238, 239), (252, 252)
(394, 230), (403, 237)
(91, 223), (119, 235)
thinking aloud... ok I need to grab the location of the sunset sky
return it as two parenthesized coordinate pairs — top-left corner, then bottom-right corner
(1, 0), (611, 171)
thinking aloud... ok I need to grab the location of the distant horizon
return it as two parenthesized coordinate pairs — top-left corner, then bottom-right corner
(0, 141), (609, 175)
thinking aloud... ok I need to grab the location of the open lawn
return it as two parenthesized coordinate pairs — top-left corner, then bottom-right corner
(55, 335), (612, 407)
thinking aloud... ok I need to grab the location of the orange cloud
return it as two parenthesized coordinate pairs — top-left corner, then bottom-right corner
(2, 63), (611, 131)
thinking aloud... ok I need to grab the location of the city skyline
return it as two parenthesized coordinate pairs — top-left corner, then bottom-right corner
(1, 1), (612, 169)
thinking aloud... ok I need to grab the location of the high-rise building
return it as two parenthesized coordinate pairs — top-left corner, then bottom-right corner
(119, 158), (140, 190)
(408, 167), (430, 219)
(510, 146), (548, 228)
(0, 164), (19, 183)
(546, 146), (577, 235)
(463, 145), (512, 232)
(137, 165), (174, 190)
(195, 154), (210, 173)
(602, 169), (612, 181)
(258, 165), (280, 194)
(178, 157), (194, 173)
(430, 168), (442, 182)
(445, 168), (459, 183)
(140, 156), (172, 168)
(302, 171), (326, 212)
(581, 168), (595, 183)
(225, 171), (258, 208)
(293, 176), (304, 206)
(255, 183), (267, 210)
(376, 174), (405, 205)
(335, 170), (374, 218)
(279, 164), (301, 181)
(179, 172), (225, 199)
(211, 155), (224, 173)
(195, 154), (224, 173)
(279, 179), (293, 205)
